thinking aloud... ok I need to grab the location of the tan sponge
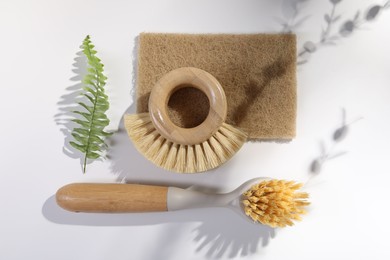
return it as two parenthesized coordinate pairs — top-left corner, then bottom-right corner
(136, 33), (297, 140)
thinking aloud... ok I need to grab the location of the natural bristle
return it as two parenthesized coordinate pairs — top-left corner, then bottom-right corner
(124, 113), (247, 173)
(242, 180), (310, 228)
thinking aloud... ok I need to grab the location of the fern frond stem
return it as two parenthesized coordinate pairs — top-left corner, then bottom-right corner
(83, 155), (87, 174)
(82, 44), (102, 173)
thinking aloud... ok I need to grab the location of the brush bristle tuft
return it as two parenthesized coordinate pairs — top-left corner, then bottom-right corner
(124, 114), (247, 173)
(242, 179), (310, 228)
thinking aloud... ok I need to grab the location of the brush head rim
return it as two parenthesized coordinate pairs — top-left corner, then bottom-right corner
(149, 67), (228, 145)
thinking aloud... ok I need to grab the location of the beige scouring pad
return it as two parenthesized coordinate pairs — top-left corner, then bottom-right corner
(136, 33), (297, 140)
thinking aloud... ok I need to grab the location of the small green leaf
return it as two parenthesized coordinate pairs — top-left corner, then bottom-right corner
(73, 128), (89, 136)
(73, 111), (92, 121)
(82, 87), (97, 97)
(93, 111), (108, 119)
(91, 128), (112, 137)
(78, 102), (93, 113)
(72, 119), (90, 128)
(88, 135), (104, 144)
(88, 143), (102, 152)
(70, 141), (86, 153)
(83, 94), (95, 104)
(95, 103), (109, 111)
(92, 118), (110, 127)
(96, 91), (108, 99)
(83, 75), (97, 86)
(86, 151), (100, 159)
(71, 133), (88, 145)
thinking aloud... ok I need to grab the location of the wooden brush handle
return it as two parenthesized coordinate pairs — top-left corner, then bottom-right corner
(56, 183), (168, 213)
(148, 67), (227, 145)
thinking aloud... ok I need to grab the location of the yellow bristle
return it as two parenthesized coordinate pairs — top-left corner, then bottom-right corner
(241, 179), (310, 228)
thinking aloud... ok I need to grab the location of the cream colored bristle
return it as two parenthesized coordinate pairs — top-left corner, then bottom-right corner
(175, 145), (187, 173)
(208, 136), (224, 161)
(124, 113), (155, 139)
(186, 145), (196, 173)
(163, 143), (178, 170)
(221, 123), (247, 147)
(138, 130), (159, 151)
(194, 144), (207, 172)
(153, 139), (171, 166)
(145, 135), (165, 160)
(201, 140), (220, 168)
(124, 114), (247, 173)
(242, 179), (310, 228)
(214, 131), (235, 157)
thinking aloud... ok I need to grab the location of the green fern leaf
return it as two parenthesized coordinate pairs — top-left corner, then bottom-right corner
(69, 142), (86, 153)
(70, 35), (112, 173)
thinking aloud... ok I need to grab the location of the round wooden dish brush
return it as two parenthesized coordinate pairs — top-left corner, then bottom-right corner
(124, 67), (247, 173)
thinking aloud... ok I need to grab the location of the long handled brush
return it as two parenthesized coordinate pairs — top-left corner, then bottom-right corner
(124, 67), (247, 173)
(56, 178), (310, 228)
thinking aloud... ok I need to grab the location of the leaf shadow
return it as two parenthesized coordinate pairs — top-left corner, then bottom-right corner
(231, 57), (294, 127)
(54, 50), (90, 170)
(275, 0), (311, 33)
(295, 1), (389, 65)
(308, 108), (352, 177)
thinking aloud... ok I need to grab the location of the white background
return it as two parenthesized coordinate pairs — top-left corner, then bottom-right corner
(1, 0), (390, 259)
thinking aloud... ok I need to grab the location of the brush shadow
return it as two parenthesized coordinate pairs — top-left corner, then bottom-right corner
(106, 103), (177, 182)
(104, 35), (169, 182)
(192, 214), (275, 258)
(42, 194), (275, 258)
(106, 36), (191, 186)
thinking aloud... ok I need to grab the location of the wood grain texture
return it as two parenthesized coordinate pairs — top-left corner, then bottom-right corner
(148, 67), (227, 145)
(56, 183), (168, 213)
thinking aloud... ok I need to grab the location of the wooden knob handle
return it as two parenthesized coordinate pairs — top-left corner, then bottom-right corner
(148, 67), (227, 145)
(56, 183), (168, 213)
